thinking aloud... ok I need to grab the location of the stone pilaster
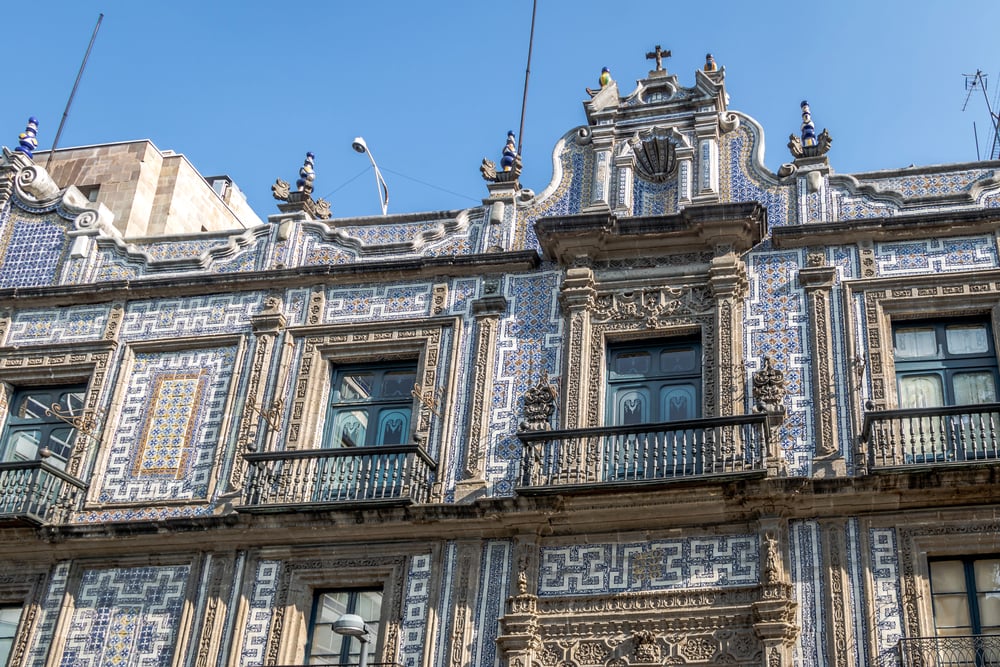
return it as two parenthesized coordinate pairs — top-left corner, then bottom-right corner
(799, 260), (845, 476)
(497, 536), (542, 667)
(819, 519), (857, 667)
(231, 294), (286, 491)
(455, 286), (507, 501)
(754, 520), (798, 666)
(708, 249), (748, 417)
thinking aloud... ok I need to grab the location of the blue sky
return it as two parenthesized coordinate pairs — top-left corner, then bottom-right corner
(3, 1), (999, 221)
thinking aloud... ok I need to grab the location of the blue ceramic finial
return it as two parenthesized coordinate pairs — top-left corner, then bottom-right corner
(704, 53), (717, 72)
(501, 131), (517, 172)
(600, 67), (611, 88)
(15, 117), (39, 158)
(297, 152), (315, 192)
(800, 101), (818, 148)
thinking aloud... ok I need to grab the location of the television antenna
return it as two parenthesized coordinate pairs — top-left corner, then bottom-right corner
(963, 70), (1000, 160)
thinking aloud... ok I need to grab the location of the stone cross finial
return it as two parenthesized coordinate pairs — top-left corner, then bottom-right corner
(645, 45), (671, 72)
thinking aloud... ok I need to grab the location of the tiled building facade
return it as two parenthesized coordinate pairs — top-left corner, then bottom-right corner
(1, 50), (999, 667)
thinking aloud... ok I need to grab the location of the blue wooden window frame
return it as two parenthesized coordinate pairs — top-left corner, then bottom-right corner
(606, 337), (702, 425)
(893, 318), (999, 408)
(325, 362), (416, 448)
(1, 385), (86, 469)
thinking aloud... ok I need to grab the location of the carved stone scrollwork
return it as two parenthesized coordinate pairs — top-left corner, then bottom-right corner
(590, 286), (712, 327)
(519, 371), (557, 432)
(753, 356), (787, 419)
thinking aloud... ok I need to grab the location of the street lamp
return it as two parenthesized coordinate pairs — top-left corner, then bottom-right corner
(332, 613), (373, 667)
(352, 136), (389, 216)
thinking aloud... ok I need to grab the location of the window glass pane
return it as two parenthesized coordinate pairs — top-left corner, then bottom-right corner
(7, 428), (41, 462)
(60, 389), (86, 414)
(974, 559), (1000, 591)
(660, 347), (697, 373)
(612, 351), (651, 376)
(660, 384), (698, 421)
(931, 561), (968, 593)
(381, 371), (415, 399)
(338, 373), (374, 401)
(0, 605), (19, 667)
(895, 327), (938, 358)
(933, 594), (972, 629)
(331, 410), (368, 448)
(947, 324), (990, 355)
(614, 389), (648, 425)
(377, 409), (410, 445)
(15, 391), (52, 420)
(978, 592), (1000, 627)
(308, 590), (381, 666)
(954, 372), (997, 405)
(899, 375), (944, 408)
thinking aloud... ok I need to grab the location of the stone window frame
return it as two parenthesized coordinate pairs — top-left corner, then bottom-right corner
(264, 550), (410, 666)
(283, 318), (459, 457)
(846, 270), (1000, 416)
(87, 333), (247, 508)
(0, 341), (114, 480)
(561, 275), (740, 429)
(0, 570), (48, 667)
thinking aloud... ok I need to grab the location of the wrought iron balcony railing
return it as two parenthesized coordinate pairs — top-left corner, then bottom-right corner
(241, 445), (436, 510)
(0, 460), (87, 525)
(517, 414), (770, 489)
(898, 633), (1000, 666)
(862, 403), (1000, 469)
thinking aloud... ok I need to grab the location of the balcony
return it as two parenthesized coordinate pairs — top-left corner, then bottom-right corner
(862, 403), (1000, 469)
(898, 634), (1000, 666)
(0, 460), (87, 525)
(240, 445), (436, 511)
(517, 414), (770, 490)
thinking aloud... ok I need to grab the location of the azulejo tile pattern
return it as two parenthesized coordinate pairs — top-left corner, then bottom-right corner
(57, 565), (190, 667)
(722, 124), (789, 227)
(745, 244), (811, 475)
(486, 270), (563, 495)
(25, 562), (72, 667)
(472, 541), (511, 667)
(239, 560), (282, 665)
(7, 304), (109, 345)
(870, 528), (904, 667)
(325, 282), (433, 321)
(119, 293), (261, 340)
(862, 168), (997, 198)
(99, 346), (235, 503)
(399, 553), (433, 667)
(789, 520), (824, 666)
(538, 536), (757, 596)
(0, 214), (70, 287)
(875, 235), (998, 276)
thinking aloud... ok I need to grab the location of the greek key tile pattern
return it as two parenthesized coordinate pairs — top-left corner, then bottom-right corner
(400, 553), (433, 667)
(486, 270), (563, 495)
(789, 520), (824, 666)
(875, 235), (998, 276)
(538, 536), (757, 596)
(870, 527), (903, 667)
(239, 560), (282, 665)
(324, 283), (433, 321)
(745, 245), (810, 474)
(472, 541), (511, 667)
(7, 304), (110, 345)
(57, 564), (190, 667)
(25, 562), (71, 667)
(119, 293), (261, 340)
(99, 346), (236, 502)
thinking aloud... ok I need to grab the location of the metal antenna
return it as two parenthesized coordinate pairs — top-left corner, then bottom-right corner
(516, 0), (538, 159)
(47, 13), (103, 169)
(963, 70), (1000, 161)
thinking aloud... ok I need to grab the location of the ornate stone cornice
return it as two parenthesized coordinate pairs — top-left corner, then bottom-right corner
(535, 202), (767, 266)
